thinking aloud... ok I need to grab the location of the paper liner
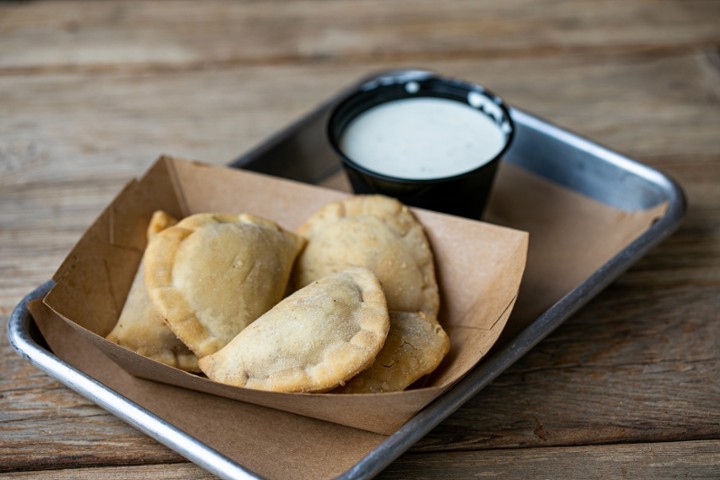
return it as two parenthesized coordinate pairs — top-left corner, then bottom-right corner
(43, 156), (529, 434)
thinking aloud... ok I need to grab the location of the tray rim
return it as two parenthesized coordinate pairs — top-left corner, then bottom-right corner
(7, 70), (687, 480)
(7, 281), (263, 480)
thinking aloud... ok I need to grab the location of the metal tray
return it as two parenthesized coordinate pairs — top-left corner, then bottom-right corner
(8, 69), (686, 480)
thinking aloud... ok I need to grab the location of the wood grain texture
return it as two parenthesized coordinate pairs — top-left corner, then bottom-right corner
(1, 463), (213, 479)
(379, 440), (720, 479)
(2, 441), (719, 479)
(1, 0), (718, 72)
(1, 0), (718, 478)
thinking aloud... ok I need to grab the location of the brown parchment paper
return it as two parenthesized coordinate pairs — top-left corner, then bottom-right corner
(486, 163), (668, 339)
(32, 155), (666, 480)
(42, 156), (529, 435)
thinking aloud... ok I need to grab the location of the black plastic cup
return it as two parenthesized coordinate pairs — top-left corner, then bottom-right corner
(327, 72), (515, 219)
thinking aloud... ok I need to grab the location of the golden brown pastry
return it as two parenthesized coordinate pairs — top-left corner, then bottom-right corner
(335, 310), (450, 393)
(198, 267), (390, 393)
(144, 212), (305, 357)
(294, 195), (439, 316)
(106, 211), (200, 372)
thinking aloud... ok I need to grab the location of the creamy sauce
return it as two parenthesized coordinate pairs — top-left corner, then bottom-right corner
(340, 97), (506, 180)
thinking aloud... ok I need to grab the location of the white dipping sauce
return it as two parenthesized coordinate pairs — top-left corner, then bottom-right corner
(340, 97), (506, 180)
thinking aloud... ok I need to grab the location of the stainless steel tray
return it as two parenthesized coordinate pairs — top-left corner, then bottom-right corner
(8, 69), (686, 480)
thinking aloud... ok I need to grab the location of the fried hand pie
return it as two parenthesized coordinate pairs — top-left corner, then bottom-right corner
(144, 213), (305, 357)
(198, 267), (390, 393)
(335, 310), (450, 393)
(295, 195), (439, 316)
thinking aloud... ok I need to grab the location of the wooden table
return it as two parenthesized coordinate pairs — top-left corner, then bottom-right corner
(2, 1), (719, 478)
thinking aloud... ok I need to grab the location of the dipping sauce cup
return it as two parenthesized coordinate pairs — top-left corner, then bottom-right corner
(327, 72), (515, 219)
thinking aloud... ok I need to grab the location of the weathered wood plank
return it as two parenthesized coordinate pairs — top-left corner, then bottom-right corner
(1, 52), (717, 181)
(2, 440), (719, 478)
(380, 440), (720, 479)
(2, 463), (213, 479)
(0, 0), (718, 72)
(0, 51), (715, 166)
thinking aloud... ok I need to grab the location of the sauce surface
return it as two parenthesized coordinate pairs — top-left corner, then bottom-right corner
(340, 97), (506, 180)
